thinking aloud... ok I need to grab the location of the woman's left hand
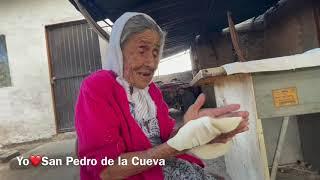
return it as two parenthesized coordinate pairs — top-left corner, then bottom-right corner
(182, 93), (250, 143)
(183, 94), (247, 122)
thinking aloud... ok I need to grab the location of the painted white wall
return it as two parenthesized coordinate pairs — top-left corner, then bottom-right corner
(0, 0), (83, 147)
(98, 37), (109, 68)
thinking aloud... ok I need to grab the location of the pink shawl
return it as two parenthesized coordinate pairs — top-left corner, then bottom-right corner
(75, 70), (204, 180)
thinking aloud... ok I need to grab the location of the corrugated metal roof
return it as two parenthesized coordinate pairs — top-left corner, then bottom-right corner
(69, 0), (279, 57)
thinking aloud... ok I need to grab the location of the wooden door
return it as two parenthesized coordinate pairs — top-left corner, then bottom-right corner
(46, 20), (102, 132)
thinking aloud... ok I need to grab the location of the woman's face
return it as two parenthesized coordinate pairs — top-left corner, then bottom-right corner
(122, 29), (161, 89)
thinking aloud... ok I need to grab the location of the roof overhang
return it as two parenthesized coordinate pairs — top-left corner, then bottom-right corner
(69, 0), (280, 57)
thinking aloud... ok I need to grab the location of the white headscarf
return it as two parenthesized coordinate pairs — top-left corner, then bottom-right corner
(103, 12), (162, 121)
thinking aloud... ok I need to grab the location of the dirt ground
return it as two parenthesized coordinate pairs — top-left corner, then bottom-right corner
(1, 111), (320, 180)
(0, 111), (232, 180)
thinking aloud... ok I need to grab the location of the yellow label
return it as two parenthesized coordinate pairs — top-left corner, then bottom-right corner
(272, 87), (299, 108)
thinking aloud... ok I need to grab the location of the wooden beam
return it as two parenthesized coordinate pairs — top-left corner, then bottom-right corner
(190, 67), (226, 86)
(73, 0), (110, 41)
(227, 11), (246, 62)
(312, 0), (320, 47)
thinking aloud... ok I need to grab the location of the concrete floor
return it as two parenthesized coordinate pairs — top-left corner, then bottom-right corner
(1, 112), (317, 180)
(0, 132), (231, 180)
(0, 138), (78, 180)
(1, 131), (317, 180)
(0, 110), (232, 180)
(0, 163), (79, 180)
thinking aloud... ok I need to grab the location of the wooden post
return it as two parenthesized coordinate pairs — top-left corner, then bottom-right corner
(214, 74), (269, 180)
(270, 116), (290, 180)
(227, 11), (246, 62)
(312, 0), (320, 47)
(73, 0), (110, 41)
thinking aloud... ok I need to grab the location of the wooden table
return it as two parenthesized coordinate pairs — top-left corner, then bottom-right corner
(191, 51), (320, 180)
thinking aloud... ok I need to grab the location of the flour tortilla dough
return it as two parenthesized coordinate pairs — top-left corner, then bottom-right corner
(209, 116), (242, 133)
(190, 142), (232, 159)
(190, 117), (242, 159)
(167, 116), (222, 151)
(167, 116), (242, 152)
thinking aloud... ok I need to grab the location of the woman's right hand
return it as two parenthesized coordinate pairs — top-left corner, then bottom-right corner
(210, 116), (249, 144)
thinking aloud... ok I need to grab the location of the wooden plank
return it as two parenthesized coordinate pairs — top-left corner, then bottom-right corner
(73, 0), (110, 41)
(257, 118), (271, 180)
(190, 66), (226, 86)
(253, 67), (320, 119)
(313, 0), (320, 46)
(214, 74), (269, 180)
(45, 27), (60, 133)
(46, 21), (102, 132)
(270, 116), (290, 180)
(227, 11), (246, 62)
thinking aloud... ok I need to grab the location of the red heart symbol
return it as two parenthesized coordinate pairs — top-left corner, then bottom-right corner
(29, 155), (42, 167)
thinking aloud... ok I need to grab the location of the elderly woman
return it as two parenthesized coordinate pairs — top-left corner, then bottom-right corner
(75, 12), (249, 180)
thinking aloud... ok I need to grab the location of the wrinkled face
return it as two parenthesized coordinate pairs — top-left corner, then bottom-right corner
(122, 29), (161, 89)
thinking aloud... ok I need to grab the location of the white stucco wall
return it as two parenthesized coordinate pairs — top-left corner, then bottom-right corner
(0, 0), (84, 147)
(98, 37), (109, 68)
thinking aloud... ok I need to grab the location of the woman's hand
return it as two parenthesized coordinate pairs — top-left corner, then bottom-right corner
(184, 93), (248, 123)
(183, 93), (250, 143)
(167, 116), (226, 151)
(210, 117), (249, 143)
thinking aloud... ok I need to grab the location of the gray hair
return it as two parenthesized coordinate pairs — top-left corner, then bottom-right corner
(120, 15), (166, 52)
